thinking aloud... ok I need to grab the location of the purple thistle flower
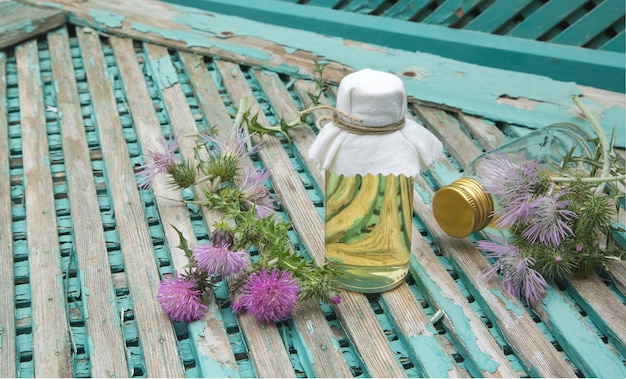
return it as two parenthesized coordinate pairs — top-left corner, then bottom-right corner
(137, 136), (180, 189)
(480, 153), (544, 228)
(331, 295), (342, 304)
(193, 242), (249, 278)
(157, 274), (207, 323)
(522, 188), (577, 247)
(478, 232), (548, 304)
(239, 165), (277, 218)
(202, 131), (258, 159)
(234, 268), (300, 323)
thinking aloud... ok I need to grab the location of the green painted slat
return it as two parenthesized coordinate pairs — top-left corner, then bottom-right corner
(423, 0), (482, 26)
(600, 30), (625, 52)
(538, 288), (626, 379)
(306, 0), (344, 7)
(507, 0), (587, 40)
(464, 0), (534, 33)
(382, 0), (432, 20)
(344, 0), (388, 13)
(552, 0), (626, 46)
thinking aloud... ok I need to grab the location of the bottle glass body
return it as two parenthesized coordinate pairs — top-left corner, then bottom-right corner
(433, 123), (596, 238)
(324, 172), (413, 293)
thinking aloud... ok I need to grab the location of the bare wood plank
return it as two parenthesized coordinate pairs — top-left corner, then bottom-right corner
(468, 106), (626, 362)
(0, 2), (66, 50)
(608, 261), (626, 296)
(419, 193), (577, 377)
(457, 113), (508, 154)
(255, 70), (462, 378)
(177, 49), (340, 378)
(411, 203), (521, 377)
(17, 0), (351, 83)
(565, 275), (626, 354)
(111, 36), (240, 376)
(215, 59), (408, 378)
(76, 28), (184, 377)
(0, 51), (17, 378)
(16, 38), (72, 378)
(143, 44), (297, 377)
(413, 104), (483, 168)
(48, 27), (128, 378)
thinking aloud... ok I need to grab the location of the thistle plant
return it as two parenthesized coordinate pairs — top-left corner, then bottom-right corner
(140, 98), (341, 324)
(478, 96), (625, 304)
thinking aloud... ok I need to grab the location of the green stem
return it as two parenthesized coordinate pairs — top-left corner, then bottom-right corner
(235, 97), (252, 151)
(551, 174), (626, 183)
(572, 95), (611, 195)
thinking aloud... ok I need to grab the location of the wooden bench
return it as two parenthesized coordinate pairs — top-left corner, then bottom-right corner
(1, 0), (624, 377)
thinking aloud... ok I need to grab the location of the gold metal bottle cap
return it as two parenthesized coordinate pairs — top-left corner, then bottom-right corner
(432, 178), (494, 238)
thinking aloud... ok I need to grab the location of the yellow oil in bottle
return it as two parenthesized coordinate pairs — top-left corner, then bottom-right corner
(324, 172), (413, 293)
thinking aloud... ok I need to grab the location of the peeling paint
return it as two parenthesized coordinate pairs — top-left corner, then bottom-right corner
(490, 289), (524, 317)
(147, 56), (179, 90)
(409, 334), (457, 377)
(88, 10), (125, 29)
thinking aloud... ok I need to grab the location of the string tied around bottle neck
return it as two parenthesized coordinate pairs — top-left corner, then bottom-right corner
(302, 105), (405, 135)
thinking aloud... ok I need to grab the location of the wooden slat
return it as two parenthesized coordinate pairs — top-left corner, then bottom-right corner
(415, 194), (578, 377)
(343, 0), (388, 14)
(565, 275), (626, 354)
(444, 107), (626, 377)
(382, 0), (432, 20)
(413, 105), (483, 168)
(256, 70), (464, 378)
(110, 37), (241, 377)
(552, 0), (625, 46)
(507, 0), (587, 40)
(424, 0), (483, 26)
(215, 59), (409, 378)
(0, 2), (66, 50)
(17, 39), (72, 377)
(143, 44), (298, 377)
(456, 114), (508, 152)
(48, 28), (129, 378)
(0, 51), (17, 378)
(531, 287), (626, 378)
(75, 28), (184, 377)
(179, 52), (353, 377)
(600, 30), (625, 52)
(464, 0), (534, 33)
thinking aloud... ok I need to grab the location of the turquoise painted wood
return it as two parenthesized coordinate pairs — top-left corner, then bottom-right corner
(508, 0), (588, 40)
(164, 0), (625, 92)
(552, 0), (625, 46)
(422, 0), (483, 25)
(602, 29), (625, 51)
(464, 0), (535, 33)
(383, 0), (432, 20)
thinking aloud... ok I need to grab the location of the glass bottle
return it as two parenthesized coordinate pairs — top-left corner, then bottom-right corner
(324, 172), (414, 292)
(432, 122), (596, 238)
(309, 68), (443, 293)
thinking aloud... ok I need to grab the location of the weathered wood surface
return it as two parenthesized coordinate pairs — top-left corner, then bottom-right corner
(17, 38), (72, 378)
(2, 2), (625, 377)
(0, 2), (65, 50)
(48, 28), (129, 378)
(0, 51), (17, 379)
(76, 28), (185, 377)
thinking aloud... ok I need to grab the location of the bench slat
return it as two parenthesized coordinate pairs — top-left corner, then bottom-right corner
(552, 0), (625, 46)
(112, 38), (242, 377)
(382, 0), (432, 20)
(17, 38), (72, 378)
(424, 0), (483, 26)
(464, 0), (534, 33)
(0, 51), (17, 379)
(0, 2), (65, 50)
(507, 0), (587, 40)
(48, 28), (129, 378)
(216, 60), (409, 378)
(76, 29), (185, 378)
(600, 30), (625, 52)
